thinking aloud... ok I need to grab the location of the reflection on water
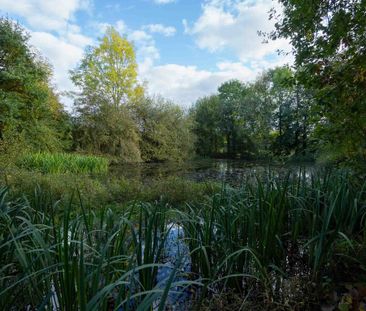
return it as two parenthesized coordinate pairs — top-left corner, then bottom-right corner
(111, 159), (317, 186)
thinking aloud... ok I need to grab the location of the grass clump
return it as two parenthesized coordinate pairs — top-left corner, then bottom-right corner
(18, 152), (109, 174)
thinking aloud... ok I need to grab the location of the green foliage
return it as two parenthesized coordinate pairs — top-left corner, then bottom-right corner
(137, 96), (195, 162)
(0, 189), (196, 310)
(218, 79), (255, 158)
(2, 168), (221, 207)
(4, 170), (110, 206)
(70, 27), (143, 161)
(17, 153), (109, 174)
(272, 0), (366, 163)
(70, 28), (194, 163)
(70, 27), (144, 107)
(183, 169), (366, 307)
(191, 68), (313, 160)
(190, 95), (224, 157)
(1, 170), (365, 309)
(0, 17), (71, 152)
(72, 104), (141, 162)
(269, 67), (313, 157)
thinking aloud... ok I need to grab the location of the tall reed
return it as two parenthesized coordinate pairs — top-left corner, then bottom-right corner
(18, 152), (109, 174)
(1, 169), (365, 309)
(0, 188), (194, 310)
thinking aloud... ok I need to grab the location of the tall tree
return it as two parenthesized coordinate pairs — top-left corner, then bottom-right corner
(190, 67), (313, 160)
(190, 95), (223, 157)
(268, 67), (311, 156)
(271, 0), (366, 162)
(70, 27), (144, 161)
(218, 80), (248, 157)
(0, 17), (70, 152)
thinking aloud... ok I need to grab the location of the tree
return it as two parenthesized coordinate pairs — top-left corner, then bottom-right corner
(0, 17), (70, 152)
(218, 80), (248, 157)
(241, 73), (276, 157)
(70, 27), (144, 161)
(190, 95), (223, 157)
(190, 67), (313, 160)
(271, 0), (366, 162)
(137, 96), (194, 162)
(266, 67), (312, 157)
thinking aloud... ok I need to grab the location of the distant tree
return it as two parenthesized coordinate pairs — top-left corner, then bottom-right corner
(218, 80), (248, 157)
(241, 73), (276, 157)
(267, 67), (310, 156)
(191, 67), (314, 160)
(190, 95), (223, 157)
(0, 17), (70, 152)
(272, 0), (366, 162)
(70, 27), (144, 161)
(137, 96), (194, 162)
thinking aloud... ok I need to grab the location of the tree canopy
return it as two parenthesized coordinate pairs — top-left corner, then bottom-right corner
(1, 9), (364, 166)
(70, 27), (143, 161)
(0, 17), (70, 152)
(191, 67), (311, 160)
(70, 27), (194, 162)
(272, 0), (366, 162)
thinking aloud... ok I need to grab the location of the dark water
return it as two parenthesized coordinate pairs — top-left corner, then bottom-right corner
(111, 159), (317, 185)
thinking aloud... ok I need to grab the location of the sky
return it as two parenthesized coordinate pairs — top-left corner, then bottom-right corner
(0, 0), (292, 109)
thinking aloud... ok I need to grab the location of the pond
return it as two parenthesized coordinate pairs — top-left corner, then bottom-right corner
(110, 159), (318, 186)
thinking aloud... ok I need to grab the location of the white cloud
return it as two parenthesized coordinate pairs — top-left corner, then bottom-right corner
(143, 24), (176, 37)
(129, 30), (160, 66)
(92, 8), (292, 109)
(96, 21), (161, 77)
(130, 30), (152, 42)
(30, 32), (86, 90)
(116, 20), (127, 34)
(96, 20), (126, 36)
(185, 0), (290, 62)
(0, 0), (93, 109)
(140, 0), (292, 107)
(0, 0), (90, 32)
(1, 0), (292, 110)
(153, 0), (175, 4)
(142, 61), (257, 108)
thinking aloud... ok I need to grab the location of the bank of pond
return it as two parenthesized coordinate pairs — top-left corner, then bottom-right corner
(1, 167), (366, 310)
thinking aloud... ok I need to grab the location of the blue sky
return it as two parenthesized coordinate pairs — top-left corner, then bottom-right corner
(0, 0), (292, 108)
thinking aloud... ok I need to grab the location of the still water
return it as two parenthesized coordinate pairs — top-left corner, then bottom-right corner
(111, 159), (317, 185)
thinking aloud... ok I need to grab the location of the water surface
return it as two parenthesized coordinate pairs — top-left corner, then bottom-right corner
(111, 159), (317, 185)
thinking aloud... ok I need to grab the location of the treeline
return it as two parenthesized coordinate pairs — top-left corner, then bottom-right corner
(190, 68), (312, 160)
(1, 0), (366, 166)
(0, 18), (194, 163)
(190, 0), (366, 164)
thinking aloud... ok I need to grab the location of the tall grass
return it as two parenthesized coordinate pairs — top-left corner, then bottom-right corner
(1, 169), (366, 309)
(181, 169), (366, 307)
(18, 152), (109, 174)
(0, 187), (196, 310)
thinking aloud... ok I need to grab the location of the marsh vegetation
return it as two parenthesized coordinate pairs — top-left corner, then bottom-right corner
(1, 0), (366, 309)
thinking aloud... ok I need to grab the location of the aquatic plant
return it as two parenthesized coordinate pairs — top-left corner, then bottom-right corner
(1, 169), (365, 309)
(17, 152), (109, 174)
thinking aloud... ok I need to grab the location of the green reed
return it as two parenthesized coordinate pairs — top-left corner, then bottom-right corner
(18, 152), (109, 174)
(0, 188), (192, 310)
(1, 168), (365, 309)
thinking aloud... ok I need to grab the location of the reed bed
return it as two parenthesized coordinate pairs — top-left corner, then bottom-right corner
(18, 152), (109, 174)
(1, 169), (365, 310)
